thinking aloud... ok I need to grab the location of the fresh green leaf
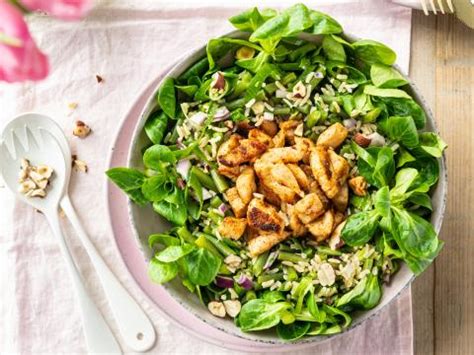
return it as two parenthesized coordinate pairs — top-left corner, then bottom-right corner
(183, 248), (221, 285)
(379, 97), (426, 129)
(244, 63), (278, 100)
(141, 174), (170, 202)
(237, 299), (290, 331)
(396, 147), (416, 167)
(322, 35), (346, 62)
(229, 7), (277, 32)
(153, 199), (187, 226)
(308, 10), (342, 34)
(418, 132), (447, 158)
(148, 233), (180, 249)
(143, 144), (177, 169)
(353, 39), (396, 65)
(374, 186), (391, 218)
(106, 167), (148, 205)
(145, 111), (169, 144)
(156, 244), (195, 263)
(407, 193), (433, 211)
(341, 210), (380, 246)
(207, 38), (262, 69)
(276, 321), (311, 341)
(370, 63), (408, 88)
(148, 258), (178, 284)
(385, 115), (419, 148)
(364, 85), (411, 99)
(373, 147), (395, 187)
(158, 77), (176, 118)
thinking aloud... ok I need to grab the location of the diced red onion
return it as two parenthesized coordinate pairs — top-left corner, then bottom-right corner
(189, 112), (207, 126)
(176, 178), (186, 190)
(237, 275), (253, 290)
(218, 203), (228, 214)
(176, 159), (191, 180)
(263, 251), (279, 270)
(214, 107), (230, 122)
(215, 276), (234, 288)
(343, 118), (357, 129)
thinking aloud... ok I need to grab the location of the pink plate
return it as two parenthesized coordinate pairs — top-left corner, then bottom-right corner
(104, 73), (328, 352)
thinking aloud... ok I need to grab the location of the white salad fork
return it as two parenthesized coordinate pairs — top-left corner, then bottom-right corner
(0, 113), (156, 352)
(0, 125), (122, 354)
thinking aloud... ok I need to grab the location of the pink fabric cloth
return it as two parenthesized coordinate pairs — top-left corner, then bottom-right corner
(0, 1), (413, 354)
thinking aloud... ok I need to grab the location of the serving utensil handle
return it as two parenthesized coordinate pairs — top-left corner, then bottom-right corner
(60, 196), (156, 352)
(45, 211), (122, 354)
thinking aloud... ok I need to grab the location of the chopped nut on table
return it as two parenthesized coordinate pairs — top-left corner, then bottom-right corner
(17, 158), (54, 198)
(72, 155), (88, 173)
(223, 300), (241, 318)
(73, 120), (91, 138)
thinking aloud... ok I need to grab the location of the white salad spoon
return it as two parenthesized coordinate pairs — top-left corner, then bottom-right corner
(0, 123), (121, 353)
(0, 113), (156, 352)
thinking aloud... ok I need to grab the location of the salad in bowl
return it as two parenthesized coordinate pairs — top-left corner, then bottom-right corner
(107, 4), (447, 341)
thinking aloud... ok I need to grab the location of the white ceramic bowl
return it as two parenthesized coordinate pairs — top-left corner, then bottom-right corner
(126, 30), (447, 346)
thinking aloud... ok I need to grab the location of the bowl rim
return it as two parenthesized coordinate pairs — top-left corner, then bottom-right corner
(124, 29), (448, 346)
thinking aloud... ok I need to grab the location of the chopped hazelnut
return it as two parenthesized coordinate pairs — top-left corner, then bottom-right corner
(73, 120), (91, 138)
(353, 133), (371, 148)
(73, 158), (88, 173)
(292, 81), (306, 99)
(348, 176), (368, 196)
(223, 300), (241, 318)
(235, 46), (255, 60)
(208, 301), (226, 318)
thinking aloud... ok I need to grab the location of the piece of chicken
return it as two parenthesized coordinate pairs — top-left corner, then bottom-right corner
(316, 122), (348, 149)
(348, 176), (368, 196)
(247, 231), (289, 257)
(294, 137), (315, 163)
(218, 217), (247, 240)
(280, 120), (300, 145)
(333, 210), (346, 226)
(272, 129), (286, 148)
(257, 182), (281, 206)
(307, 209), (335, 242)
(225, 187), (247, 218)
(294, 193), (326, 224)
(309, 180), (330, 207)
(254, 161), (302, 204)
(310, 146), (350, 199)
(248, 129), (273, 148)
(217, 164), (241, 180)
(286, 204), (307, 237)
(287, 164), (310, 192)
(258, 146), (304, 164)
(217, 134), (241, 161)
(236, 167), (257, 204)
(247, 198), (285, 235)
(331, 182), (348, 212)
(218, 138), (268, 167)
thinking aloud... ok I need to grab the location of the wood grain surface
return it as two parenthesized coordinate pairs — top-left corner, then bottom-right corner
(410, 11), (474, 355)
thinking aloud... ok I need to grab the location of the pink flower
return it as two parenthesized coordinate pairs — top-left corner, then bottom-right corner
(20, 0), (93, 21)
(0, 1), (49, 83)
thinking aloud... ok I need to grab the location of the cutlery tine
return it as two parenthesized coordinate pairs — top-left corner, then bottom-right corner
(25, 125), (42, 152)
(429, 0), (437, 14)
(420, 0), (429, 15)
(10, 129), (27, 160)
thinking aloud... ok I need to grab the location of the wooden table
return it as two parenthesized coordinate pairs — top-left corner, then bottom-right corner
(410, 11), (474, 355)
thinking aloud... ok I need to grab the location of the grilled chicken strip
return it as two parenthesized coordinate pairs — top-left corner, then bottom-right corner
(248, 231), (289, 257)
(225, 187), (247, 218)
(316, 122), (348, 149)
(236, 167), (257, 205)
(307, 209), (335, 242)
(247, 198), (285, 235)
(310, 146), (350, 199)
(218, 217), (247, 240)
(294, 193), (326, 224)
